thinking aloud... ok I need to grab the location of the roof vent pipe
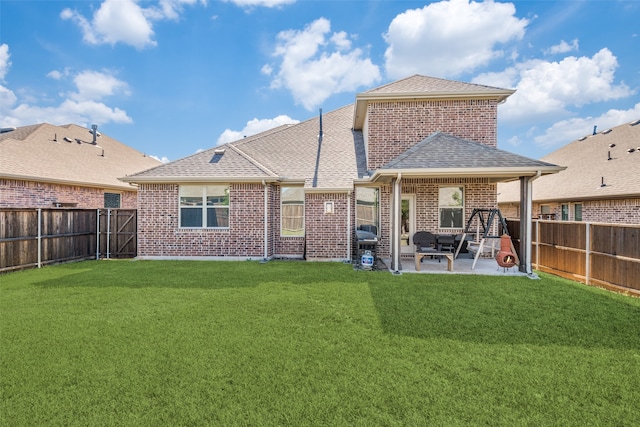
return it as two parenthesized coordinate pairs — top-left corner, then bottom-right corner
(607, 151), (611, 160)
(318, 108), (323, 143)
(91, 124), (98, 144)
(593, 125), (597, 135)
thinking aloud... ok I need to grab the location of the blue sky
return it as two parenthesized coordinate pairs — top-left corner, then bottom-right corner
(1, 0), (639, 163)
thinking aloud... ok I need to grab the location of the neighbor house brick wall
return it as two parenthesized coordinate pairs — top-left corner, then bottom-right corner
(365, 99), (498, 170)
(304, 193), (349, 260)
(500, 199), (640, 224)
(137, 183), (266, 258)
(0, 178), (136, 208)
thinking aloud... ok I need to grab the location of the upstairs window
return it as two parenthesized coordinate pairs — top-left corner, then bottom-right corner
(281, 187), (304, 237)
(439, 186), (464, 229)
(179, 185), (229, 228)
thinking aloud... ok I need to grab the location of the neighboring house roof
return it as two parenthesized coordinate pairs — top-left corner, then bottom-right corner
(498, 119), (640, 203)
(371, 132), (561, 182)
(123, 105), (363, 191)
(353, 75), (515, 130)
(0, 123), (161, 191)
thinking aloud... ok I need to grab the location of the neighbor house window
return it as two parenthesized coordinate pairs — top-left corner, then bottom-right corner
(574, 203), (583, 221)
(104, 192), (121, 208)
(281, 187), (304, 236)
(561, 204), (569, 221)
(439, 186), (464, 229)
(355, 187), (380, 235)
(179, 185), (229, 228)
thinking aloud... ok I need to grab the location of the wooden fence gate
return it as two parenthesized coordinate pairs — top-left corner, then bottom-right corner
(0, 208), (137, 273)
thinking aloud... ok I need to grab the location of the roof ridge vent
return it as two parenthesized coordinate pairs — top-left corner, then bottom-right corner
(601, 128), (612, 134)
(578, 136), (587, 141)
(630, 119), (640, 126)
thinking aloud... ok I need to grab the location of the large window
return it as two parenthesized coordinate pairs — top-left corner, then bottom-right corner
(281, 187), (304, 236)
(439, 186), (464, 229)
(561, 204), (569, 221)
(356, 187), (380, 235)
(179, 185), (229, 228)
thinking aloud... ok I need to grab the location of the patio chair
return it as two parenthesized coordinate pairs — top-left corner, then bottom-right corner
(437, 234), (456, 253)
(413, 231), (440, 263)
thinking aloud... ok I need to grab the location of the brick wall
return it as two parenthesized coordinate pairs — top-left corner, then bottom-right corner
(304, 193), (349, 260)
(365, 99), (498, 169)
(0, 178), (137, 208)
(137, 183), (267, 258)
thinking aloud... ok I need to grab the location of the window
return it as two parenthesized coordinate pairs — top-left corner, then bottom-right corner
(281, 187), (304, 236)
(561, 204), (569, 221)
(574, 203), (583, 221)
(179, 185), (229, 228)
(439, 186), (464, 229)
(104, 192), (121, 208)
(355, 187), (380, 235)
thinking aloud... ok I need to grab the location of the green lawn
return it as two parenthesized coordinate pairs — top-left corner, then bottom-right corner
(1, 260), (639, 426)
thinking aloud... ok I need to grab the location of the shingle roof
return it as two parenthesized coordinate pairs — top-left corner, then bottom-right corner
(124, 105), (362, 190)
(381, 132), (557, 170)
(0, 123), (161, 190)
(364, 74), (513, 96)
(498, 119), (640, 202)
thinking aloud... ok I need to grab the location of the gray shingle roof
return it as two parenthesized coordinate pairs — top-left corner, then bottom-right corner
(365, 74), (513, 96)
(124, 105), (362, 190)
(498, 119), (640, 202)
(0, 123), (161, 190)
(381, 132), (557, 170)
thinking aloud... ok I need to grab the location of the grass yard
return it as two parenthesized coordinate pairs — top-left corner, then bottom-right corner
(1, 260), (639, 426)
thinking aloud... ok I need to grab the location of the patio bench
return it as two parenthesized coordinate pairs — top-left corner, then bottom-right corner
(415, 251), (454, 272)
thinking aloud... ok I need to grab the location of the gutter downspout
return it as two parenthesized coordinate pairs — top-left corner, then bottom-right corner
(521, 170), (542, 275)
(347, 190), (352, 262)
(263, 180), (268, 261)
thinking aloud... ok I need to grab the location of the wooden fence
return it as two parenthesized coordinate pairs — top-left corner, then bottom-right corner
(507, 219), (640, 294)
(0, 208), (137, 273)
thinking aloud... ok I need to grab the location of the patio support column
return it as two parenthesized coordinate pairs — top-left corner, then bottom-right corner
(391, 173), (402, 273)
(519, 171), (540, 274)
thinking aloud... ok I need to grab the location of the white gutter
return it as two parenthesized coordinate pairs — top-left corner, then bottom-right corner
(347, 190), (352, 262)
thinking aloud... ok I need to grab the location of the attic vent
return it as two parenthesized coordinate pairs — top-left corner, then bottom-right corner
(578, 136), (587, 141)
(628, 148), (636, 154)
(0, 127), (17, 134)
(609, 143), (616, 148)
(630, 119), (640, 126)
(64, 137), (73, 142)
(210, 148), (225, 163)
(602, 129), (612, 134)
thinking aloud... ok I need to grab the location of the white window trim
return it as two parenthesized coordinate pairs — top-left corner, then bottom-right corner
(438, 185), (465, 230)
(280, 187), (305, 237)
(355, 186), (381, 236)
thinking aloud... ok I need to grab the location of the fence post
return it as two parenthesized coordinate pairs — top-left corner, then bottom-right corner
(585, 222), (591, 285)
(96, 209), (100, 260)
(37, 208), (42, 268)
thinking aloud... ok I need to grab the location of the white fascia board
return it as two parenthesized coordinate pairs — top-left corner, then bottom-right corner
(370, 166), (565, 182)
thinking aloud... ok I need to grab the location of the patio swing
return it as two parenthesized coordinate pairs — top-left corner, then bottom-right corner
(454, 208), (519, 270)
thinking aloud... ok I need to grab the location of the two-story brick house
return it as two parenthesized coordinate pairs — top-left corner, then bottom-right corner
(122, 75), (562, 273)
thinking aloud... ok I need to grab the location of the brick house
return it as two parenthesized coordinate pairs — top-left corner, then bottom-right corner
(0, 123), (161, 209)
(498, 119), (640, 224)
(122, 75), (562, 273)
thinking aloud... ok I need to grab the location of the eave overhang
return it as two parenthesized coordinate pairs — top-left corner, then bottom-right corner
(2, 173), (136, 192)
(118, 176), (281, 184)
(368, 165), (564, 183)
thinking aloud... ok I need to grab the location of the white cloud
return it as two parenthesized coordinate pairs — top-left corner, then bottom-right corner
(384, 0), (528, 79)
(0, 46), (132, 128)
(217, 115), (299, 145)
(224, 0), (295, 8)
(149, 155), (170, 163)
(266, 18), (381, 111)
(0, 44), (10, 81)
(71, 70), (131, 102)
(545, 39), (579, 55)
(61, 0), (205, 49)
(476, 48), (633, 123)
(533, 103), (640, 149)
